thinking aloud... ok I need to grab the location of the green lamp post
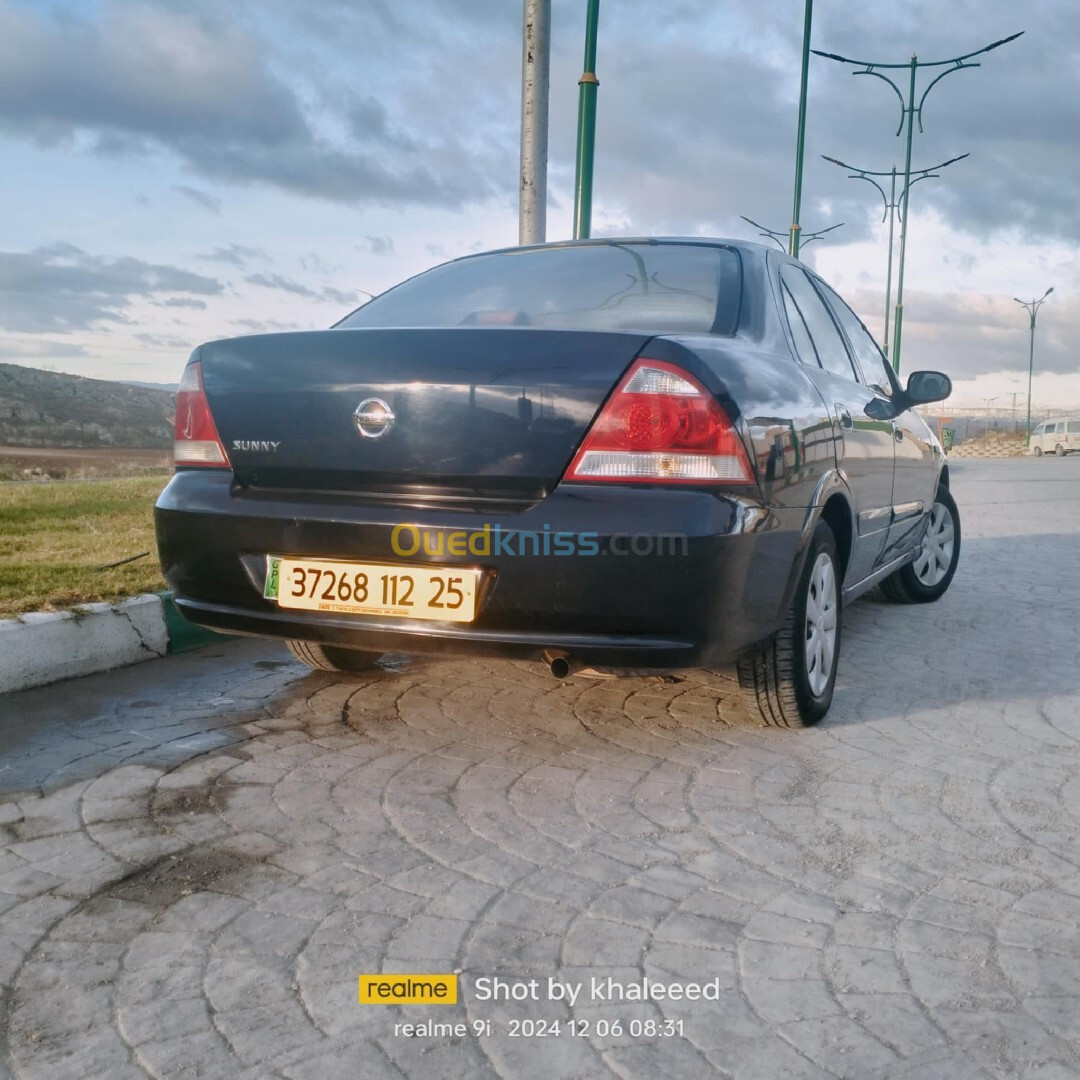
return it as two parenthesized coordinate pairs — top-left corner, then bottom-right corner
(573, 0), (601, 240)
(822, 154), (968, 359)
(813, 32), (1023, 373)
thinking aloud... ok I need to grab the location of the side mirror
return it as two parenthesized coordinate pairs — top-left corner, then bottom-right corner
(905, 370), (952, 405)
(864, 396), (899, 421)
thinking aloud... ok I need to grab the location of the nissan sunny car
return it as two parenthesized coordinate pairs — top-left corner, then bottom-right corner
(156, 238), (960, 727)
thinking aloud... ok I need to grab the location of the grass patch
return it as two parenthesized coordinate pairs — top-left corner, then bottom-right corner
(0, 476), (169, 617)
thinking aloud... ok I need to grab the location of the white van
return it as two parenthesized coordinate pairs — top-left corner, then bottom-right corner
(1029, 417), (1080, 457)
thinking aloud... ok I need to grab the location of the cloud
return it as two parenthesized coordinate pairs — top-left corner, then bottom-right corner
(134, 332), (193, 349)
(0, 338), (88, 360)
(244, 272), (356, 305)
(174, 185), (221, 214)
(231, 318), (310, 333)
(0, 0), (503, 209)
(843, 287), (1079, 380)
(197, 244), (265, 267)
(361, 236), (394, 255)
(160, 298), (208, 309)
(0, 244), (223, 333)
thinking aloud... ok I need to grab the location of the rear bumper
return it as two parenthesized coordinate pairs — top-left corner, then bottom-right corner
(155, 471), (806, 670)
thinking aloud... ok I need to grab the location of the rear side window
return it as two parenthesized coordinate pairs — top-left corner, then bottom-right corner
(338, 243), (742, 335)
(1068, 422), (1080, 433)
(779, 266), (860, 382)
(817, 281), (895, 396)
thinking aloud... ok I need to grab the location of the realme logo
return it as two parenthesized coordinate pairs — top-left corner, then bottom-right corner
(358, 974), (458, 1004)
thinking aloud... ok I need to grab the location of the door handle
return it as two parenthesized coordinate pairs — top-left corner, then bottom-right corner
(834, 404), (853, 429)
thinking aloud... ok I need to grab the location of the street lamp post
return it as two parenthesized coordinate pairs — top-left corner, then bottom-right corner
(814, 32), (1023, 374)
(1015, 287), (1053, 438)
(741, 215), (843, 253)
(789, 0), (814, 258)
(822, 154), (968, 360)
(573, 0), (601, 240)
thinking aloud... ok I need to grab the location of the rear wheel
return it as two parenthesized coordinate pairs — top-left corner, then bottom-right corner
(879, 486), (961, 604)
(1056, 444), (1066, 457)
(736, 521), (840, 728)
(286, 640), (382, 673)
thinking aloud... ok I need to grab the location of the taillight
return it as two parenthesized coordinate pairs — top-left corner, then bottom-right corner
(174, 362), (230, 467)
(563, 359), (755, 484)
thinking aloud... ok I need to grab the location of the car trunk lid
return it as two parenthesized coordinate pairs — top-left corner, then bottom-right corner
(198, 328), (652, 501)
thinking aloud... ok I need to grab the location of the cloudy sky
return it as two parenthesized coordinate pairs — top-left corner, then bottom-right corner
(0, 0), (1077, 412)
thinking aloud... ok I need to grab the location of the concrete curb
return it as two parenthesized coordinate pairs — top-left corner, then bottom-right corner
(0, 593), (230, 696)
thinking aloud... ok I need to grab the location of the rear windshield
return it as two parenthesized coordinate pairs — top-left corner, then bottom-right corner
(337, 243), (741, 335)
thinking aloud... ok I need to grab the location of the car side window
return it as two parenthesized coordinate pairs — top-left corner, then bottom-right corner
(817, 281), (895, 397)
(1069, 422), (1080, 434)
(779, 266), (860, 382)
(780, 280), (819, 367)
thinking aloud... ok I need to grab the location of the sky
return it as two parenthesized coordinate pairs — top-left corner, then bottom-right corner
(0, 0), (1077, 413)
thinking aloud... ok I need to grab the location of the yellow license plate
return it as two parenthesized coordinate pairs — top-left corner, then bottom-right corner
(267, 557), (480, 623)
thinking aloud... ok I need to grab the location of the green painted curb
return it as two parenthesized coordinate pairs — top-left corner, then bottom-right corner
(156, 591), (232, 653)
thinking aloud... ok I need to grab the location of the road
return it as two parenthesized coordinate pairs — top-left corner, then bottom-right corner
(1, 457), (1079, 1079)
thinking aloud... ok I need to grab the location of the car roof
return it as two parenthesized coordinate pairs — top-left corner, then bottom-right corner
(448, 236), (776, 262)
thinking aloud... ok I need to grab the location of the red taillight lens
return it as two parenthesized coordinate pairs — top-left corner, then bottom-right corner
(563, 359), (754, 484)
(174, 362), (230, 467)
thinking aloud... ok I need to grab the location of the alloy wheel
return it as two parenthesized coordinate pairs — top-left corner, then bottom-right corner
(912, 500), (956, 587)
(804, 552), (838, 698)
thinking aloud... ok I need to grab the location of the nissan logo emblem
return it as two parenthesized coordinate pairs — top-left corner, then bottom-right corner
(353, 398), (395, 439)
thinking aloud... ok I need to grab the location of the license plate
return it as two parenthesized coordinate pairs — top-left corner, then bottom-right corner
(265, 556), (481, 623)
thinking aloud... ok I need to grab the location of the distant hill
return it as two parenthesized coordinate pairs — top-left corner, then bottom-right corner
(0, 363), (175, 449)
(122, 380), (179, 393)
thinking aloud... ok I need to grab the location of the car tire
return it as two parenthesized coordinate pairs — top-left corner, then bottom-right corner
(736, 521), (840, 728)
(286, 640), (382, 673)
(1034, 446), (1043, 457)
(1056, 444), (1066, 457)
(879, 486), (961, 605)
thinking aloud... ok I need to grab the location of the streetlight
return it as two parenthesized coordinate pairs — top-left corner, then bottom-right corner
(822, 154), (969, 359)
(982, 395), (998, 438)
(573, 0), (601, 240)
(1015, 287), (1053, 439)
(814, 32), (1023, 373)
(740, 216), (844, 253)
(789, 0), (814, 258)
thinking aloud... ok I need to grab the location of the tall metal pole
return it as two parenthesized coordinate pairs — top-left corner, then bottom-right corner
(1027, 314), (1034, 436)
(890, 56), (918, 373)
(815, 32), (1023, 373)
(882, 167), (896, 356)
(519, 0), (550, 245)
(789, 0), (813, 258)
(823, 153), (967, 356)
(573, 0), (601, 240)
(1016, 287), (1053, 437)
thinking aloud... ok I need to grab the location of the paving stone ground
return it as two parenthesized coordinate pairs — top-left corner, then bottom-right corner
(1, 457), (1079, 1079)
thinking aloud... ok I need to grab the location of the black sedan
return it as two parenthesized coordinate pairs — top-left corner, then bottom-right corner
(155, 238), (960, 727)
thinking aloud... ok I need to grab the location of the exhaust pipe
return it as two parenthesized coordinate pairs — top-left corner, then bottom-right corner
(543, 649), (582, 679)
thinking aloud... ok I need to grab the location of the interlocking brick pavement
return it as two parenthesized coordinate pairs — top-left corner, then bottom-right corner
(1, 457), (1079, 1079)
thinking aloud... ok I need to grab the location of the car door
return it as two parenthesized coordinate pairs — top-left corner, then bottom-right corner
(778, 265), (895, 586)
(815, 281), (937, 559)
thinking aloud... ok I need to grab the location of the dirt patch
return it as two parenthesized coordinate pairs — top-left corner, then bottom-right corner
(151, 786), (221, 818)
(107, 847), (265, 908)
